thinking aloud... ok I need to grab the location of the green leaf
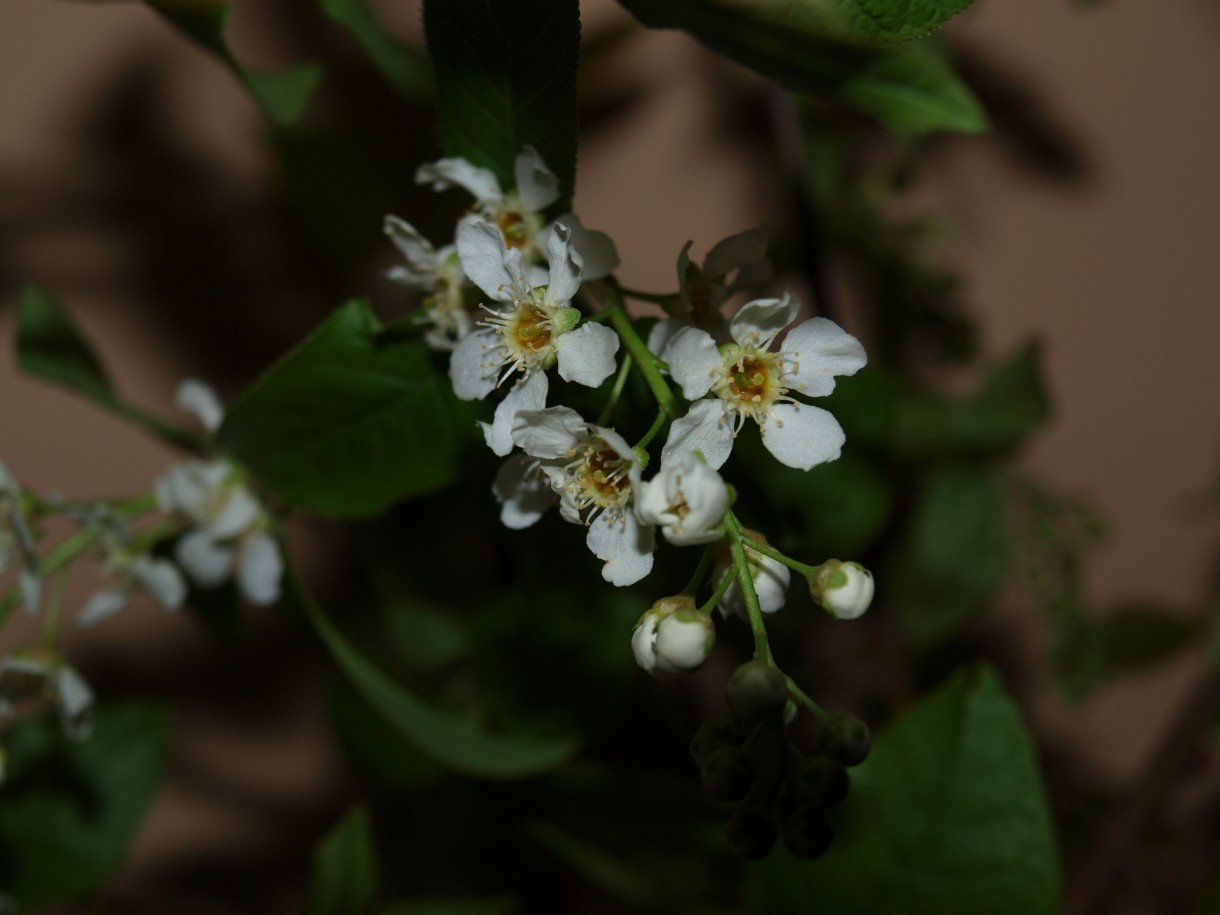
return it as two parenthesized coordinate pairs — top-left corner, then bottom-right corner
(1056, 603), (1199, 698)
(15, 286), (203, 450)
(618, 0), (986, 134)
(424, 0), (581, 206)
(217, 300), (480, 518)
(890, 466), (1008, 649)
(143, 0), (229, 54)
(240, 64), (326, 127)
(750, 666), (1059, 914)
(306, 805), (379, 915)
(320, 0), (432, 99)
(0, 703), (171, 908)
(386, 599), (471, 672)
(295, 572), (580, 779)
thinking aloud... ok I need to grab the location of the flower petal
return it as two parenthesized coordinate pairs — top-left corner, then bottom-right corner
(543, 223), (584, 306)
(237, 532), (283, 606)
(662, 327), (720, 400)
(493, 454), (557, 529)
(383, 214), (437, 281)
(586, 512), (655, 586)
(647, 317), (681, 359)
(176, 379), (224, 432)
(553, 213), (619, 280)
(729, 292), (799, 350)
(514, 146), (561, 212)
(131, 555), (187, 609)
(512, 403), (584, 460)
(780, 316), (867, 397)
(208, 484), (261, 540)
(78, 587), (130, 627)
(449, 328), (502, 401)
(758, 402), (846, 470)
(457, 218), (520, 302)
(416, 157), (502, 203)
(176, 531), (233, 587)
(481, 371), (549, 456)
(703, 226), (769, 281)
(55, 666), (94, 740)
(555, 322), (619, 388)
(661, 399), (734, 470)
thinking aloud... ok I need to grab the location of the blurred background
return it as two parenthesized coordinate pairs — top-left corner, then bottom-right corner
(1, 0), (1219, 910)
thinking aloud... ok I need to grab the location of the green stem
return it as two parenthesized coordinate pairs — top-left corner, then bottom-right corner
(723, 511), (774, 665)
(682, 545), (716, 600)
(596, 354), (634, 426)
(595, 281), (681, 419)
(699, 565), (737, 616)
(635, 411), (667, 453)
(41, 568), (70, 647)
(741, 535), (817, 578)
(785, 675), (829, 724)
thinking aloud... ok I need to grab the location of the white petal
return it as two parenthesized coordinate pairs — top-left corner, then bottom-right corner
(638, 452), (728, 545)
(631, 613), (660, 671)
(647, 317), (681, 359)
(18, 567), (41, 616)
(780, 316), (867, 398)
(753, 554), (792, 614)
(662, 327), (721, 400)
(176, 379), (224, 432)
(176, 531), (233, 587)
(554, 213), (619, 280)
(661, 399), (734, 470)
(586, 512), (655, 587)
(514, 146), (561, 212)
(493, 454), (557, 529)
(511, 404), (584, 459)
(131, 556), (187, 609)
(208, 484), (261, 540)
(384, 215), (437, 273)
(729, 292), (800, 350)
(55, 666), (94, 740)
(156, 460), (226, 518)
(0, 460), (13, 491)
(456, 218), (517, 302)
(449, 328), (502, 401)
(481, 372), (549, 457)
(704, 226), (769, 281)
(654, 612), (714, 673)
(237, 532), (283, 606)
(543, 223), (583, 306)
(416, 157), (502, 203)
(78, 587), (130, 627)
(759, 402), (846, 470)
(555, 323), (619, 388)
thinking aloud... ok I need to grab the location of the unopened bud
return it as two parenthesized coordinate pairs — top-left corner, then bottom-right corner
(700, 747), (753, 803)
(808, 560), (874, 620)
(631, 596), (715, 679)
(726, 808), (778, 860)
(726, 660), (789, 725)
(817, 710), (872, 767)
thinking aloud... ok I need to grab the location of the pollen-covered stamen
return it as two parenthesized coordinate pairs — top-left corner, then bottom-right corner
(493, 204), (542, 251)
(475, 297), (563, 382)
(560, 442), (634, 525)
(711, 344), (801, 428)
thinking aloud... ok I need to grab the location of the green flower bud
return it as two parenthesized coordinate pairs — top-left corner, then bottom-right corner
(808, 560), (874, 620)
(818, 710), (872, 767)
(781, 805), (834, 861)
(700, 747), (754, 804)
(794, 756), (850, 808)
(691, 714), (739, 764)
(726, 660), (788, 725)
(726, 808), (778, 861)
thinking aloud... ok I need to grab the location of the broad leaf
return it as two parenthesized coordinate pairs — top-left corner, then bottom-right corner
(424, 0), (581, 207)
(296, 574), (580, 779)
(218, 300), (480, 518)
(15, 286), (203, 451)
(0, 704), (171, 908)
(306, 805), (379, 915)
(750, 666), (1059, 914)
(890, 466), (1008, 649)
(241, 64), (326, 127)
(320, 0), (432, 99)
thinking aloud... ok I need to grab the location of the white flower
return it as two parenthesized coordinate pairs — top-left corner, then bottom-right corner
(384, 215), (473, 351)
(810, 559), (874, 620)
(648, 226), (772, 355)
(715, 534), (791, 621)
(79, 553), (186, 628)
(451, 219), (619, 454)
(631, 596), (716, 678)
(176, 378), (224, 433)
(156, 460), (282, 605)
(416, 147), (619, 278)
(0, 461), (41, 614)
(0, 653), (93, 741)
(508, 406), (655, 586)
(661, 292), (866, 471)
(635, 450), (728, 546)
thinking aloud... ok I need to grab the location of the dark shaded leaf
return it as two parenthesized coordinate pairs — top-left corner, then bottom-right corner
(240, 64), (326, 127)
(306, 805), (380, 915)
(320, 0), (432, 99)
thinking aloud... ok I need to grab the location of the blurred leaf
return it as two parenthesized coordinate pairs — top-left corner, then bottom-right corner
(379, 899), (518, 915)
(891, 466), (1008, 649)
(1056, 604), (1200, 699)
(424, 0), (581, 206)
(15, 286), (203, 451)
(320, 0), (432, 99)
(143, 0), (229, 53)
(1192, 866), (1220, 915)
(386, 600), (471, 672)
(619, 0), (986, 134)
(218, 300), (480, 518)
(528, 821), (659, 908)
(295, 572), (580, 779)
(240, 64), (326, 127)
(330, 681), (443, 789)
(306, 805), (379, 915)
(0, 704), (171, 908)
(750, 666), (1058, 914)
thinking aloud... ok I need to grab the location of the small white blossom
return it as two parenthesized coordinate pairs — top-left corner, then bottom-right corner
(662, 292), (866, 471)
(176, 379), (225, 433)
(0, 461), (42, 614)
(810, 559), (874, 620)
(631, 597), (715, 678)
(0, 653), (93, 741)
(648, 226), (772, 355)
(635, 450), (728, 546)
(715, 535), (791, 621)
(384, 215), (473, 351)
(416, 147), (619, 278)
(506, 406), (655, 586)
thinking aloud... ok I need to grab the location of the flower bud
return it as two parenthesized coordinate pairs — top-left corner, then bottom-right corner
(817, 710), (872, 767)
(714, 530), (790, 621)
(780, 805), (834, 861)
(726, 660), (789, 725)
(700, 747), (753, 803)
(808, 560), (874, 620)
(690, 714), (738, 764)
(631, 596), (715, 679)
(794, 756), (850, 808)
(725, 808), (778, 860)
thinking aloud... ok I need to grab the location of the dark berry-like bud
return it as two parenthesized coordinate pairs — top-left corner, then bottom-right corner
(690, 714), (738, 764)
(726, 661), (788, 726)
(794, 756), (850, 808)
(700, 747), (753, 804)
(781, 806), (834, 861)
(726, 808), (778, 861)
(819, 710), (872, 767)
